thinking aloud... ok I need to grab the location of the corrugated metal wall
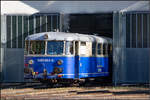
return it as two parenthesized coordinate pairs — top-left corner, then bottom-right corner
(1, 14), (60, 82)
(113, 11), (150, 84)
(0, 15), (2, 81)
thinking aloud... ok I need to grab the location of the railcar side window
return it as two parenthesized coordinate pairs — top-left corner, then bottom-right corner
(29, 41), (45, 55)
(75, 41), (79, 55)
(103, 44), (107, 55)
(47, 41), (64, 55)
(108, 44), (112, 55)
(97, 43), (102, 55)
(80, 42), (87, 55)
(25, 41), (29, 54)
(65, 41), (73, 55)
(81, 42), (86, 46)
(92, 42), (96, 55)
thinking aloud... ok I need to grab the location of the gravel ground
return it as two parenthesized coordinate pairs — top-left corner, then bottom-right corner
(1, 83), (150, 100)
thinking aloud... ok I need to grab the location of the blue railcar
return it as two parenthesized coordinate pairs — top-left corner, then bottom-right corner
(24, 32), (112, 83)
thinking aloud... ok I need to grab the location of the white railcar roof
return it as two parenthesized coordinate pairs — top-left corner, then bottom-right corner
(25, 32), (112, 44)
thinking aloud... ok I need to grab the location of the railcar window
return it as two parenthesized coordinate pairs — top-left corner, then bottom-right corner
(25, 41), (29, 55)
(47, 41), (64, 55)
(75, 41), (79, 55)
(81, 42), (86, 46)
(65, 41), (73, 55)
(103, 44), (107, 55)
(92, 42), (96, 55)
(80, 42), (87, 55)
(97, 43), (102, 55)
(108, 44), (112, 55)
(29, 41), (45, 55)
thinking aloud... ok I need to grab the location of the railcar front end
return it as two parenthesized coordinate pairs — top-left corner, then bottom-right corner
(24, 40), (76, 81)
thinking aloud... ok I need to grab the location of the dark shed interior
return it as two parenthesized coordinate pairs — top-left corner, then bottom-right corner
(69, 13), (113, 38)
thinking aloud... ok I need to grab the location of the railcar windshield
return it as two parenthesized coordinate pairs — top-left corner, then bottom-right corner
(47, 41), (64, 55)
(25, 41), (45, 55)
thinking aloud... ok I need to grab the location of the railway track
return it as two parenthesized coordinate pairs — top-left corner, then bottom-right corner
(1, 82), (150, 100)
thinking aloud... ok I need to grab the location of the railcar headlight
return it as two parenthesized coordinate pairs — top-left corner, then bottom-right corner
(57, 60), (63, 65)
(29, 60), (34, 65)
(53, 67), (63, 74)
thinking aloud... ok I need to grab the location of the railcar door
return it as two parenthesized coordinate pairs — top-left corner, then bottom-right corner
(75, 41), (80, 78)
(75, 41), (92, 79)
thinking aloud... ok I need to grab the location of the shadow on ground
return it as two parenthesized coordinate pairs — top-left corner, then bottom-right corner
(1, 82), (150, 96)
(1, 82), (149, 90)
(71, 90), (150, 95)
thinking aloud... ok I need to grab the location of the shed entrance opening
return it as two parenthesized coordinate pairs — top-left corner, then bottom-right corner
(69, 13), (113, 83)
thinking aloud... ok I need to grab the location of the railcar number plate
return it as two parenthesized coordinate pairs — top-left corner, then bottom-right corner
(37, 59), (54, 62)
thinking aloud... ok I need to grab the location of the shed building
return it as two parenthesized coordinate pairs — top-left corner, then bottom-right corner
(1, 1), (150, 84)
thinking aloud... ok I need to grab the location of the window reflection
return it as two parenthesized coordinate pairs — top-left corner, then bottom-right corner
(97, 43), (102, 55)
(47, 41), (64, 55)
(26, 41), (45, 55)
(65, 41), (73, 55)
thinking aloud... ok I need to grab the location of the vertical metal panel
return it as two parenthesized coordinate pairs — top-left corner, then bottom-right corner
(4, 49), (24, 82)
(130, 14), (132, 48)
(41, 16), (46, 32)
(16, 16), (18, 48)
(118, 13), (121, 47)
(18, 16), (23, 48)
(137, 14), (142, 48)
(113, 11), (120, 85)
(6, 16), (11, 48)
(126, 14), (130, 48)
(141, 14), (143, 48)
(0, 16), (1, 81)
(132, 14), (136, 48)
(59, 14), (62, 32)
(12, 16), (17, 48)
(51, 15), (53, 31)
(24, 16), (28, 42)
(1, 15), (7, 82)
(47, 16), (51, 32)
(27, 16), (29, 36)
(126, 49), (150, 83)
(143, 14), (147, 48)
(117, 12), (127, 83)
(35, 16), (40, 33)
(40, 16), (42, 32)
(34, 16), (36, 34)
(22, 16), (24, 48)
(11, 16), (12, 48)
(29, 16), (34, 35)
(57, 15), (58, 31)
(46, 16), (47, 32)
(148, 14), (150, 48)
(57, 15), (59, 31)
(136, 14), (138, 48)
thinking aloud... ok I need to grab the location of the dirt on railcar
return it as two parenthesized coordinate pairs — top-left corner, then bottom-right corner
(1, 82), (150, 100)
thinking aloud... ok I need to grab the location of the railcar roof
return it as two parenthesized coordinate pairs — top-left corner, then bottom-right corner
(25, 32), (112, 43)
